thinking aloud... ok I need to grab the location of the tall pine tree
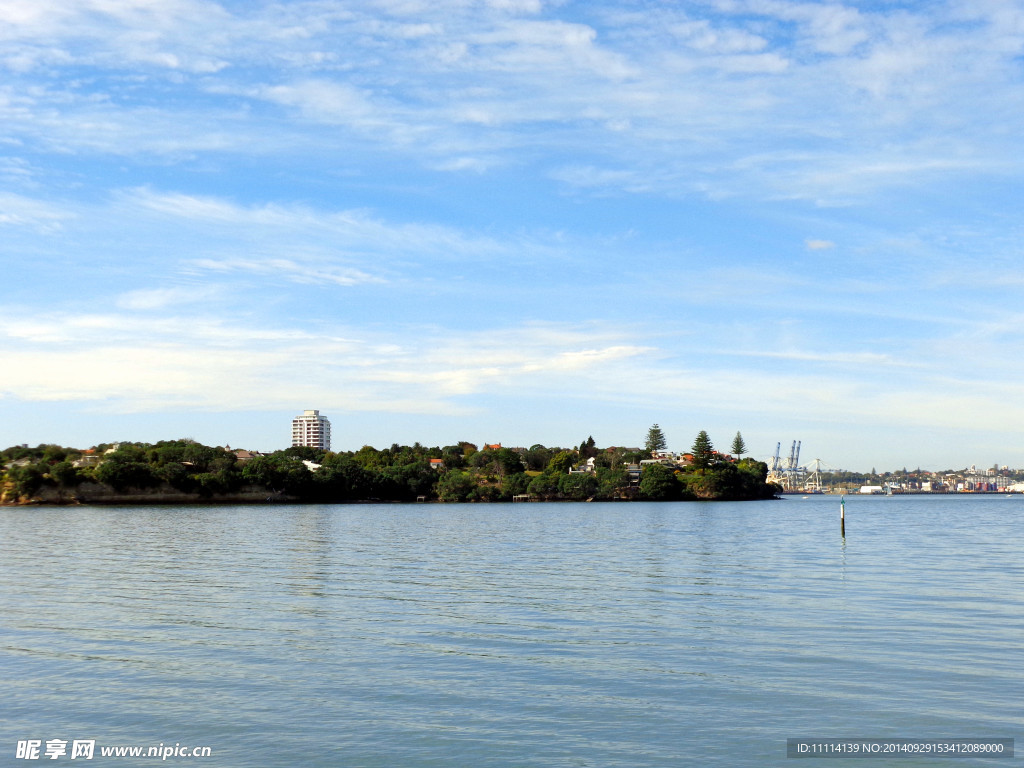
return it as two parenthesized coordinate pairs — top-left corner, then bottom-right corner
(645, 424), (667, 455)
(579, 436), (597, 459)
(730, 431), (747, 458)
(691, 430), (715, 469)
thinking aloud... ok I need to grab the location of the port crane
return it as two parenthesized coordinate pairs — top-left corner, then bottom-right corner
(767, 440), (806, 491)
(804, 458), (834, 493)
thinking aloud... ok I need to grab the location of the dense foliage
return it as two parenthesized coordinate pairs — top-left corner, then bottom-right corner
(1, 433), (780, 504)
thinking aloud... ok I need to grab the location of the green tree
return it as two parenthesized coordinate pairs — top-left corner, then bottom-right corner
(686, 458), (778, 500)
(193, 472), (229, 497)
(558, 472), (599, 500)
(240, 454), (311, 496)
(736, 458), (778, 499)
(41, 445), (69, 464)
(352, 445), (383, 469)
(645, 424), (667, 455)
(687, 467), (729, 499)
(522, 445), (554, 472)
(149, 441), (187, 466)
(105, 444), (148, 464)
(282, 445), (325, 463)
(501, 472), (531, 499)
(469, 449), (492, 469)
(8, 463), (46, 497)
(468, 484), (501, 502)
(578, 436), (597, 460)
(95, 458), (157, 491)
(50, 461), (81, 488)
(546, 450), (576, 475)
(436, 470), (477, 502)
(730, 431), (747, 458)
(377, 461), (436, 501)
(315, 456), (376, 501)
(157, 461), (196, 492)
(527, 472), (560, 500)
(638, 463), (681, 501)
(621, 449), (646, 465)
(183, 442), (228, 471)
(691, 430), (715, 470)
(596, 466), (629, 499)
(469, 447), (523, 479)
(495, 447), (525, 476)
(440, 445), (468, 469)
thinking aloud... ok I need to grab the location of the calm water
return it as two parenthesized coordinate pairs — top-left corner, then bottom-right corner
(1, 496), (1021, 766)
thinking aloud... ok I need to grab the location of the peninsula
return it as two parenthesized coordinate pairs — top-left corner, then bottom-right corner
(1, 429), (779, 505)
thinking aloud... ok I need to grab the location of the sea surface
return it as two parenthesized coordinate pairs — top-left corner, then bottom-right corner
(1, 496), (1021, 766)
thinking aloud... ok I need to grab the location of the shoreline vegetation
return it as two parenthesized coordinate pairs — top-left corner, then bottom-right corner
(1, 429), (780, 506)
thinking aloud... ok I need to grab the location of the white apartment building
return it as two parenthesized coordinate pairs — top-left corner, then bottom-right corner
(291, 409), (331, 451)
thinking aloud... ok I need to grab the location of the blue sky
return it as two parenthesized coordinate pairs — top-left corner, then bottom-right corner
(2, 0), (1024, 471)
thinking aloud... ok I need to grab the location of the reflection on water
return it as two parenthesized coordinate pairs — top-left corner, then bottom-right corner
(1, 497), (1021, 767)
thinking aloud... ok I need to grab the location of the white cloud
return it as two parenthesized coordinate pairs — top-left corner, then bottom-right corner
(770, 0), (871, 56)
(549, 165), (650, 193)
(0, 192), (74, 231)
(0, 312), (657, 413)
(189, 257), (384, 288)
(5, 302), (1017, 450)
(486, 0), (542, 12)
(6, 298), (1024, 469)
(258, 80), (380, 126)
(669, 19), (770, 54)
(115, 286), (221, 310)
(0, 0), (234, 73)
(116, 187), (521, 268)
(0, 0), (1020, 203)
(729, 348), (905, 368)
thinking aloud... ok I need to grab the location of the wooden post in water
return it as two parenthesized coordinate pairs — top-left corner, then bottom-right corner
(840, 495), (846, 537)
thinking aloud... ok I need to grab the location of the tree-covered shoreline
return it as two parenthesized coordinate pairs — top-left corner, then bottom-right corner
(1, 431), (780, 506)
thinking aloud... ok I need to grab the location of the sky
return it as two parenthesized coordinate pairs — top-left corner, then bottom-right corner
(2, 0), (1024, 471)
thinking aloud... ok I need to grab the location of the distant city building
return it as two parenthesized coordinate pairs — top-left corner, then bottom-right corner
(291, 409), (331, 451)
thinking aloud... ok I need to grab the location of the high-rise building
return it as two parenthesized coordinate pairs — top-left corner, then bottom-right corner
(291, 409), (331, 451)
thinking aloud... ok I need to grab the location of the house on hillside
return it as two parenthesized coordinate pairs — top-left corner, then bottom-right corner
(568, 457), (596, 474)
(72, 449), (101, 468)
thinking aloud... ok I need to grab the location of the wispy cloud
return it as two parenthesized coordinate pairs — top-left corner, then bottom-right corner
(2, 0), (1018, 197)
(189, 257), (383, 287)
(122, 187), (513, 263)
(5, 302), (1020, 452)
(0, 0), (233, 73)
(0, 312), (655, 414)
(115, 286), (221, 310)
(0, 192), (74, 232)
